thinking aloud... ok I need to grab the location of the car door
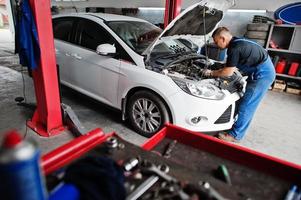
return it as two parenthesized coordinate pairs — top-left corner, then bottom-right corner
(68, 18), (132, 107)
(52, 17), (77, 85)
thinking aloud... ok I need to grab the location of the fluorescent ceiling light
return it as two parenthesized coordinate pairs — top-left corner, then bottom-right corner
(138, 7), (165, 10)
(227, 9), (266, 13)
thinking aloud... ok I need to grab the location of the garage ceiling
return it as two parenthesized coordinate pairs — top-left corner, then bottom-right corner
(52, 0), (299, 12)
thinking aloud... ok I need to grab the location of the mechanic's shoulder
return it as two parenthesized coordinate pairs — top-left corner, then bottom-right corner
(228, 37), (239, 46)
(228, 42), (241, 52)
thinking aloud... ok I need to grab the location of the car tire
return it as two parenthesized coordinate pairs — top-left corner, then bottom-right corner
(245, 31), (268, 40)
(127, 90), (170, 138)
(247, 23), (270, 32)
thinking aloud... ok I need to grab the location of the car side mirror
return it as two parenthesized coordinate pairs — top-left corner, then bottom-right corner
(96, 44), (116, 56)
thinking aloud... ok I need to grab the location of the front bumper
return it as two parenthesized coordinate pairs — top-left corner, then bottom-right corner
(166, 90), (240, 132)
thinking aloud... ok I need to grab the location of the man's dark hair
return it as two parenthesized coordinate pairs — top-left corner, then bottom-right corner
(212, 27), (230, 38)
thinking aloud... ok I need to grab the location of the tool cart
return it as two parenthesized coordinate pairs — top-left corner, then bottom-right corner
(42, 124), (301, 200)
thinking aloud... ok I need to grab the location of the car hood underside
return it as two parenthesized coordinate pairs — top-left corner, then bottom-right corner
(143, 0), (235, 58)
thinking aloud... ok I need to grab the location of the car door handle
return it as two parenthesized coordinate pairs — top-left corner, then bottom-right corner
(71, 53), (82, 60)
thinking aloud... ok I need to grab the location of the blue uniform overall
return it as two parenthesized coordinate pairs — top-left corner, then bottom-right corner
(15, 0), (40, 70)
(228, 38), (275, 140)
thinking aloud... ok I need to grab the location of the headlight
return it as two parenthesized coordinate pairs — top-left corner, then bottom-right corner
(173, 79), (225, 100)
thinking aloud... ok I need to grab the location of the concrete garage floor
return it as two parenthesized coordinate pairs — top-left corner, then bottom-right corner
(0, 37), (301, 166)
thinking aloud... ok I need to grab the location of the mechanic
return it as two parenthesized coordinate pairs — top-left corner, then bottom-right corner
(204, 27), (276, 142)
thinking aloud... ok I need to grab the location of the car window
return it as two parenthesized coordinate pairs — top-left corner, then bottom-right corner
(76, 18), (135, 63)
(53, 18), (75, 42)
(77, 19), (114, 50)
(107, 21), (162, 55)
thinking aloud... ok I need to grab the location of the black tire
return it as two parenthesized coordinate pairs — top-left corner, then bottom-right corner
(245, 31), (268, 40)
(247, 23), (270, 32)
(127, 90), (170, 138)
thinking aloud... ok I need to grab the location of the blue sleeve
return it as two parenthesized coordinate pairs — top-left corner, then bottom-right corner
(226, 47), (239, 67)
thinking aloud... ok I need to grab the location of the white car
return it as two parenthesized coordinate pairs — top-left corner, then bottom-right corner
(53, 0), (244, 137)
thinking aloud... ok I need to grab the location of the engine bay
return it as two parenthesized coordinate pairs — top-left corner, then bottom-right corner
(148, 53), (245, 94)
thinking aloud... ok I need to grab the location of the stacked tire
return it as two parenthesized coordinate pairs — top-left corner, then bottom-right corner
(245, 23), (270, 47)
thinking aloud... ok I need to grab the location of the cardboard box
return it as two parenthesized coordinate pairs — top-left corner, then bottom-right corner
(286, 82), (301, 95)
(272, 80), (286, 92)
(286, 87), (301, 95)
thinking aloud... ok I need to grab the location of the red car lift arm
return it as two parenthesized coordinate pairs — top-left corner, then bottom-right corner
(164, 0), (182, 28)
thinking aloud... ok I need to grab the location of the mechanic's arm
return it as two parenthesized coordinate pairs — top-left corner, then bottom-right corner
(211, 66), (236, 77)
(210, 47), (238, 77)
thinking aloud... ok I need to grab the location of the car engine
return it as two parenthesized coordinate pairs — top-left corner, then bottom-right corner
(148, 53), (245, 94)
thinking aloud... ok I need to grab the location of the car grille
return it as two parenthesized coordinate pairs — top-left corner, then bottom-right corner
(214, 105), (232, 124)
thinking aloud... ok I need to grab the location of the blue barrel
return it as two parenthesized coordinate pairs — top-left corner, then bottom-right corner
(200, 43), (226, 61)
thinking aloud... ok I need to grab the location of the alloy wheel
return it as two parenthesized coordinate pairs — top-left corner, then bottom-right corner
(132, 98), (162, 133)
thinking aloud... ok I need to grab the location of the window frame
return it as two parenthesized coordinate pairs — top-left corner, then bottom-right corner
(52, 17), (78, 44)
(73, 18), (135, 63)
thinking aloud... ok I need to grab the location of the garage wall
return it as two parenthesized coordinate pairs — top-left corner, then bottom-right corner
(227, 0), (298, 11)
(125, 10), (273, 37)
(220, 12), (273, 37)
(184, 0), (299, 11)
(132, 10), (164, 25)
(51, 0), (285, 37)
(51, 8), (273, 37)
(130, 10), (273, 37)
(52, 0), (299, 12)
(220, 12), (259, 37)
(52, 0), (164, 9)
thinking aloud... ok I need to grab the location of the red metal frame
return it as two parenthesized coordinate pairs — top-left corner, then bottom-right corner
(142, 123), (301, 184)
(41, 128), (112, 175)
(26, 0), (64, 137)
(41, 123), (301, 183)
(164, 0), (182, 28)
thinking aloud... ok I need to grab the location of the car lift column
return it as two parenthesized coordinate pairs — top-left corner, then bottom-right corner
(164, 0), (182, 28)
(26, 0), (64, 137)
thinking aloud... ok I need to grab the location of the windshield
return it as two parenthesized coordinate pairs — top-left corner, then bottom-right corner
(107, 21), (162, 54)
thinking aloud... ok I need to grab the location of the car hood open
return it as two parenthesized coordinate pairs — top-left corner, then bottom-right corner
(143, 0), (235, 60)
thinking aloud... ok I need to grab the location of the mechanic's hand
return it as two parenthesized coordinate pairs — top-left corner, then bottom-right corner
(201, 69), (213, 77)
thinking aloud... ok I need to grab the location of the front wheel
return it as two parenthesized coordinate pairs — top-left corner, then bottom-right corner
(127, 91), (170, 138)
